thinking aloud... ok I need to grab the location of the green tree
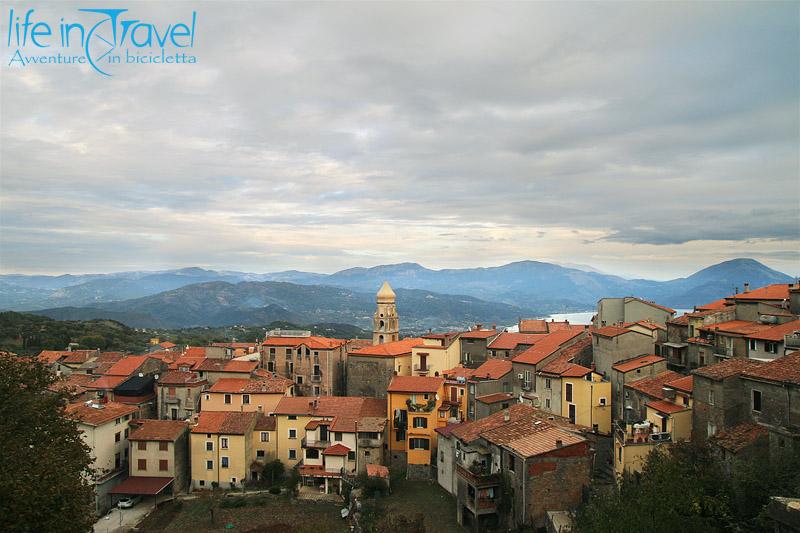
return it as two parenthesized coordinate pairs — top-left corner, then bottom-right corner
(0, 353), (95, 532)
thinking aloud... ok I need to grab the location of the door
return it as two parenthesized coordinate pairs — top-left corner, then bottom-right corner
(568, 404), (576, 424)
(319, 425), (328, 442)
(661, 415), (668, 433)
(450, 387), (458, 403)
(171, 408), (178, 420)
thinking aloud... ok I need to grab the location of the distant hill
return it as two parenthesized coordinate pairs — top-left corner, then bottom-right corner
(31, 281), (534, 330)
(2, 258), (793, 328)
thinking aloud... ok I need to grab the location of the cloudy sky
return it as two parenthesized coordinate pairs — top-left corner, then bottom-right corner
(1, 2), (798, 279)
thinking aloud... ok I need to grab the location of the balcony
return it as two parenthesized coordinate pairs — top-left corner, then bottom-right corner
(311, 374), (322, 383)
(301, 437), (331, 449)
(413, 363), (430, 375)
(521, 381), (532, 391)
(456, 464), (500, 487)
(615, 421), (672, 445)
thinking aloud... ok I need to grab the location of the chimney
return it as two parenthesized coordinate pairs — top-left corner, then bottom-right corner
(503, 409), (510, 422)
(555, 439), (563, 448)
(491, 324), (496, 330)
(476, 323), (483, 331)
(744, 282), (750, 292)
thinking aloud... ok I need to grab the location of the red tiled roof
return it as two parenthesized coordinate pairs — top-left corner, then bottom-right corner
(84, 375), (128, 390)
(646, 399), (689, 414)
(730, 284), (793, 301)
(747, 320), (800, 342)
(129, 420), (187, 441)
(666, 375), (694, 393)
(61, 351), (95, 365)
(460, 329), (499, 340)
(710, 421), (768, 453)
(273, 397), (387, 431)
(626, 371), (683, 399)
(208, 376), (293, 394)
(195, 359), (258, 373)
(695, 298), (730, 311)
(613, 355), (665, 373)
(594, 326), (632, 338)
(159, 342), (177, 349)
(254, 413), (277, 431)
(476, 392), (514, 404)
(487, 333), (544, 351)
(624, 320), (667, 332)
(741, 351), (800, 385)
(513, 330), (585, 365)
(261, 336), (346, 350)
(322, 443), (350, 456)
(519, 319), (548, 333)
(350, 338), (423, 357)
(560, 364), (592, 378)
(442, 366), (477, 380)
(48, 373), (97, 395)
(471, 359), (513, 380)
(168, 355), (205, 371)
(105, 356), (152, 376)
(66, 401), (137, 426)
(700, 320), (773, 336)
(109, 476), (173, 495)
(435, 422), (462, 438)
(387, 375), (444, 393)
(191, 411), (258, 435)
(116, 393), (156, 405)
(626, 297), (676, 314)
(158, 371), (206, 386)
(184, 347), (206, 358)
(298, 465), (341, 478)
(37, 350), (71, 364)
(693, 358), (765, 381)
(366, 464), (389, 478)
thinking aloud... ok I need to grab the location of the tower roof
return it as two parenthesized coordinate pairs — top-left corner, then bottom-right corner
(376, 281), (396, 303)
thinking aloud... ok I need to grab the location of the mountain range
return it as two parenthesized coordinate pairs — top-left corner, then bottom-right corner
(0, 258), (793, 331)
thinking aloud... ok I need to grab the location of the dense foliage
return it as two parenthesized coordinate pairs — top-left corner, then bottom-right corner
(0, 354), (95, 532)
(575, 441), (800, 533)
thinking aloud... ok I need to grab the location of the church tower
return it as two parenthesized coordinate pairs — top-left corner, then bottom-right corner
(373, 281), (399, 345)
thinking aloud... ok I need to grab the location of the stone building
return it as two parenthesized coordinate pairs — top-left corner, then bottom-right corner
(157, 371), (207, 421)
(591, 326), (653, 378)
(594, 297), (675, 328)
(374, 281), (399, 345)
(260, 334), (347, 397)
(346, 337), (423, 398)
(610, 355), (666, 421)
(458, 326), (501, 368)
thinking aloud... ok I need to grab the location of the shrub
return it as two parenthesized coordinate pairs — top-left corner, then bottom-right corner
(219, 496), (247, 509)
(268, 486), (281, 495)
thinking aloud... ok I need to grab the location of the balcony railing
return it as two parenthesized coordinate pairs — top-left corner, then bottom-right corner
(311, 374), (322, 382)
(456, 464), (500, 487)
(301, 437), (331, 448)
(413, 364), (429, 374)
(615, 420), (672, 445)
(358, 438), (381, 448)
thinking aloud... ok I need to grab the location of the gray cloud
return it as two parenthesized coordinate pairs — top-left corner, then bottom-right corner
(0, 1), (798, 278)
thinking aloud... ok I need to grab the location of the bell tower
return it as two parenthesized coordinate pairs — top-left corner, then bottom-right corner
(373, 281), (399, 345)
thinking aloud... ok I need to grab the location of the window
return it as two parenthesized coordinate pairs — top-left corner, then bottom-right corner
(137, 459), (147, 471)
(260, 432), (269, 442)
(224, 394), (232, 404)
(231, 477), (237, 484)
(206, 441), (213, 451)
(749, 339), (757, 351)
(288, 449), (297, 460)
(409, 438), (430, 450)
(545, 398), (551, 409)
(267, 362), (274, 372)
(314, 386), (320, 396)
(752, 389), (763, 412)
(205, 394), (210, 401)
(708, 389), (715, 405)
(765, 342), (778, 354)
(599, 397), (607, 406)
(242, 394), (250, 405)
(288, 415), (297, 420)
(707, 421), (717, 437)
(508, 454), (515, 472)
(115, 432), (121, 443)
(199, 480), (205, 487)
(159, 459), (168, 471)
(221, 437), (229, 449)
(221, 456), (229, 468)
(501, 403), (509, 409)
(565, 383), (573, 403)
(206, 460), (213, 470)
(285, 348), (292, 356)
(269, 348), (276, 355)
(115, 418), (121, 425)
(159, 441), (169, 451)
(423, 393), (430, 400)
(124, 428), (129, 439)
(296, 376), (303, 385)
(288, 429), (297, 439)
(618, 446), (623, 463)
(348, 451), (356, 461)
(545, 378), (551, 390)
(335, 432), (343, 441)
(412, 417), (428, 429)
(306, 449), (319, 459)
(257, 450), (265, 458)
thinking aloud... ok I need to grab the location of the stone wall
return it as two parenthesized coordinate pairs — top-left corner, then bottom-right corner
(346, 355), (394, 398)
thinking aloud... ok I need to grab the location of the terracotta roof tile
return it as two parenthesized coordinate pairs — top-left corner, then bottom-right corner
(710, 421), (768, 453)
(695, 298), (731, 311)
(560, 364), (592, 377)
(261, 336), (346, 350)
(366, 464), (389, 478)
(387, 375), (444, 393)
(665, 375), (693, 393)
(747, 320), (800, 342)
(48, 373), (97, 395)
(273, 396), (386, 432)
(460, 329), (499, 340)
(513, 330), (586, 365)
(322, 443), (350, 456)
(184, 347), (206, 358)
(626, 371), (683, 399)
(158, 371), (206, 386)
(37, 350), (71, 364)
(350, 338), (423, 357)
(594, 326), (633, 338)
(476, 392), (514, 404)
(442, 366), (477, 380)
(66, 401), (137, 426)
(191, 411), (258, 435)
(85, 375), (128, 390)
(730, 284), (793, 301)
(208, 376), (293, 394)
(105, 356), (153, 377)
(128, 420), (188, 441)
(487, 333), (545, 351)
(254, 414), (276, 431)
(471, 359), (513, 380)
(195, 359), (258, 373)
(613, 355), (665, 373)
(700, 320), (773, 336)
(693, 358), (765, 381)
(646, 399), (689, 414)
(741, 351), (800, 385)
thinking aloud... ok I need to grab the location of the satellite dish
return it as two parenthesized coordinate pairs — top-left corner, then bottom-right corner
(138, 373), (144, 378)
(154, 374), (160, 380)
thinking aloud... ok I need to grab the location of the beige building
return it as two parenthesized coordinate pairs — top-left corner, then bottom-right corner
(260, 335), (347, 397)
(202, 376), (294, 414)
(66, 401), (138, 514)
(190, 411), (259, 490)
(157, 370), (207, 421)
(374, 281), (399, 345)
(195, 359), (258, 386)
(411, 333), (462, 377)
(595, 297), (675, 328)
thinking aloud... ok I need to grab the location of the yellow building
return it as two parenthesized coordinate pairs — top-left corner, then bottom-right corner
(441, 366), (475, 422)
(411, 332), (462, 377)
(202, 376), (294, 414)
(561, 366), (612, 435)
(271, 396), (387, 493)
(387, 375), (446, 468)
(190, 411), (258, 490)
(613, 375), (693, 479)
(251, 415), (278, 481)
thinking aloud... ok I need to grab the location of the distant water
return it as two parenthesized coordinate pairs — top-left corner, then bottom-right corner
(506, 308), (693, 331)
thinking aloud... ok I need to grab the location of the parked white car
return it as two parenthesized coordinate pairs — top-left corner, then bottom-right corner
(117, 496), (141, 509)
